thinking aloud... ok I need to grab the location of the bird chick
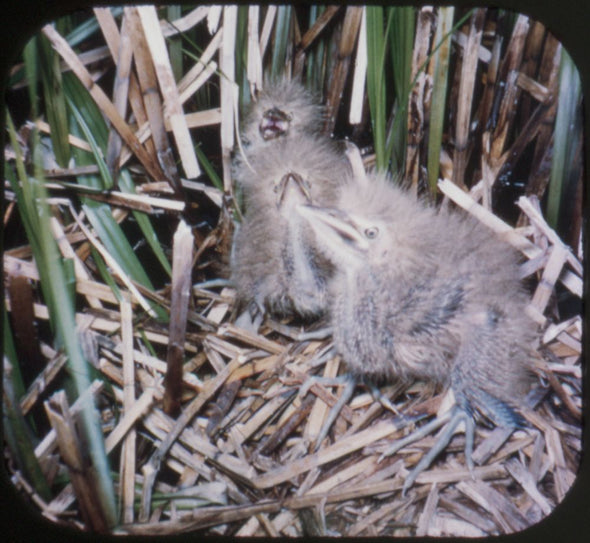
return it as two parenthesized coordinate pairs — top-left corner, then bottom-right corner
(231, 78), (350, 329)
(240, 79), (324, 150)
(231, 132), (350, 326)
(233, 79), (326, 213)
(297, 171), (537, 490)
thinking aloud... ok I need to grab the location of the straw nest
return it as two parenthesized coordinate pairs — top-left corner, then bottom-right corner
(6, 183), (581, 537)
(3, 5), (582, 537)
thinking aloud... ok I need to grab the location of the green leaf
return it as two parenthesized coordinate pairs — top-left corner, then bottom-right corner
(65, 6), (124, 48)
(306, 5), (327, 93)
(195, 143), (223, 191)
(38, 32), (71, 168)
(22, 37), (39, 118)
(427, 7), (455, 195)
(167, 5), (184, 81)
(270, 5), (292, 79)
(6, 113), (117, 525)
(387, 6), (415, 172)
(547, 48), (582, 229)
(64, 74), (170, 319)
(365, 6), (388, 172)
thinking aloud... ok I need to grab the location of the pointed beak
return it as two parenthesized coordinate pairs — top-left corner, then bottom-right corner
(259, 107), (292, 140)
(276, 172), (312, 207)
(296, 204), (369, 252)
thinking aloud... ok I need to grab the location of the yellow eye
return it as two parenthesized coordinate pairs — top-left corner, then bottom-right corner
(364, 227), (379, 239)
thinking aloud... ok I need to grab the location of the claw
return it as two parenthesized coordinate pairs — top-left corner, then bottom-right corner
(404, 407), (475, 495)
(234, 300), (264, 334)
(367, 382), (399, 414)
(378, 405), (477, 496)
(306, 375), (400, 451)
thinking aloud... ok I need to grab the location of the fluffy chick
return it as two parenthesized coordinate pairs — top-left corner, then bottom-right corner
(232, 133), (349, 324)
(298, 171), (537, 490)
(231, 79), (349, 328)
(240, 79), (324, 150)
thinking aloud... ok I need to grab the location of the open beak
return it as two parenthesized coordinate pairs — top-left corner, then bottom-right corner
(296, 204), (369, 252)
(276, 172), (312, 207)
(259, 107), (292, 140)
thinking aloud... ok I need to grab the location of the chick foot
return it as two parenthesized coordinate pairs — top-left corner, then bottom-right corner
(234, 300), (265, 334)
(300, 374), (399, 451)
(379, 404), (477, 495)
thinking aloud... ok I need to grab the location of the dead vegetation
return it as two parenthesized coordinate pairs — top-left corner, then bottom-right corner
(3, 4), (583, 537)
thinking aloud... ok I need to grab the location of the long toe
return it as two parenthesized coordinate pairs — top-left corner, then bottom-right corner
(367, 382), (399, 414)
(379, 409), (452, 462)
(378, 405), (476, 495)
(266, 320), (333, 342)
(402, 405), (475, 495)
(297, 373), (357, 451)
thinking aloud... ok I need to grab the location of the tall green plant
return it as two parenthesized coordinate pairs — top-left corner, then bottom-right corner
(270, 5), (292, 79)
(3, 312), (52, 501)
(547, 48), (582, 230)
(427, 7), (455, 194)
(37, 33), (71, 168)
(306, 4), (328, 93)
(63, 73), (172, 305)
(388, 6), (415, 172)
(6, 114), (117, 526)
(365, 6), (388, 172)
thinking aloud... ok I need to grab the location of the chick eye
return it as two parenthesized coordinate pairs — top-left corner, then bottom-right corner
(364, 227), (379, 239)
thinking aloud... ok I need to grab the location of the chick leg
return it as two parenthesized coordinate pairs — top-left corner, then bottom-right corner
(306, 374), (357, 451)
(380, 327), (525, 494)
(301, 374), (398, 451)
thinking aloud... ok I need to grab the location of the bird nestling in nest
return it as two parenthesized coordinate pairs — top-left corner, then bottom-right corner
(297, 158), (539, 493)
(240, 79), (326, 148)
(231, 79), (350, 331)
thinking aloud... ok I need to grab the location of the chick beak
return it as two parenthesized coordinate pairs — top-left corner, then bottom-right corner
(276, 173), (312, 208)
(259, 107), (292, 140)
(296, 204), (370, 252)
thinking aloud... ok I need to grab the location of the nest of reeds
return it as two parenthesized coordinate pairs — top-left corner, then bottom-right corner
(3, 4), (582, 538)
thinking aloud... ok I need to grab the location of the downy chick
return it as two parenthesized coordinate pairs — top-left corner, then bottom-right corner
(240, 79), (324, 150)
(232, 133), (349, 325)
(297, 171), (537, 490)
(231, 79), (349, 328)
(233, 79), (326, 212)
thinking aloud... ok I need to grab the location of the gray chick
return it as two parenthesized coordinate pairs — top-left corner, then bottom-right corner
(240, 79), (325, 150)
(297, 171), (537, 491)
(232, 132), (350, 328)
(232, 79), (333, 330)
(232, 79), (346, 329)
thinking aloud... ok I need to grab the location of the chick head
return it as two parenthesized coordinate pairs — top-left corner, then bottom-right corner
(242, 80), (323, 146)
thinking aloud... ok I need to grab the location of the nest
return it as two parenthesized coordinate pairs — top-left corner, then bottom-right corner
(2, 5), (582, 537)
(4, 180), (581, 537)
